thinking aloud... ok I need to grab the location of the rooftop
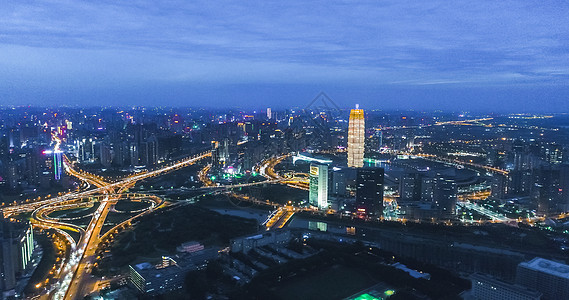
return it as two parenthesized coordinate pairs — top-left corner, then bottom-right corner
(519, 257), (569, 279)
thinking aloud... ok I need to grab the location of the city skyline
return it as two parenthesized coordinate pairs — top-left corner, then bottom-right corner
(2, 2), (569, 299)
(1, 104), (569, 298)
(1, 1), (568, 111)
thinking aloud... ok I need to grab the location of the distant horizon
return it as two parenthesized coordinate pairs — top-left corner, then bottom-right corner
(1, 90), (568, 114)
(1, 103), (568, 115)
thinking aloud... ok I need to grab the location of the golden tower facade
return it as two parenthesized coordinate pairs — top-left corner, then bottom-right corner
(348, 105), (365, 168)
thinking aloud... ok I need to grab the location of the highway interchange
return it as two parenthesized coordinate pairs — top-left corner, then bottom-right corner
(3, 142), (212, 299)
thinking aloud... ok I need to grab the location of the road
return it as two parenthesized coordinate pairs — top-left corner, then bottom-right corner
(457, 201), (512, 223)
(63, 196), (113, 300)
(2, 140), (212, 299)
(58, 151), (211, 299)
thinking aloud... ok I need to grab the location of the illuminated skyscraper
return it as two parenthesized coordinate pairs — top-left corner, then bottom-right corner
(309, 163), (328, 210)
(348, 105), (365, 168)
(356, 167), (384, 217)
(434, 175), (457, 215)
(54, 151), (63, 181)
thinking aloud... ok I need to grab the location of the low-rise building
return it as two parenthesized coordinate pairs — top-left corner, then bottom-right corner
(516, 257), (569, 300)
(391, 262), (430, 280)
(470, 273), (541, 300)
(176, 241), (204, 253)
(128, 247), (218, 296)
(230, 230), (291, 253)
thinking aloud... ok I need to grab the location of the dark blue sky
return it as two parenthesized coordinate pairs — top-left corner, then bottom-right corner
(1, 1), (568, 111)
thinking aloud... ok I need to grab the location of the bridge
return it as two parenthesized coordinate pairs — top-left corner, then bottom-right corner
(292, 153), (333, 165)
(398, 151), (509, 176)
(262, 206), (303, 230)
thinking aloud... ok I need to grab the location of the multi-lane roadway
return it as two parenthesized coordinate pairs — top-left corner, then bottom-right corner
(3, 148), (212, 299)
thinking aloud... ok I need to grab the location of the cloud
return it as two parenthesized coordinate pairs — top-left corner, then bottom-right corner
(0, 0), (568, 108)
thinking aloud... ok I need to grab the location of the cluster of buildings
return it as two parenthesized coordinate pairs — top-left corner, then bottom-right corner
(226, 230), (316, 285)
(490, 140), (569, 216)
(0, 111), (72, 197)
(418, 129), (569, 218)
(209, 120), (307, 176)
(303, 106), (385, 218)
(305, 106), (466, 220)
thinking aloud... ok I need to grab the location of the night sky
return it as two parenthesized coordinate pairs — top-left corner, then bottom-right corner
(1, 1), (568, 111)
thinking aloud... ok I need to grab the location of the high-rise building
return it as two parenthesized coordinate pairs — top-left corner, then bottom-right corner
(356, 167), (384, 217)
(0, 217), (35, 294)
(331, 168), (347, 196)
(560, 164), (569, 212)
(53, 151), (63, 181)
(100, 142), (113, 168)
(434, 176), (457, 215)
(516, 257), (569, 300)
(400, 172), (420, 201)
(348, 105), (365, 168)
(541, 144), (564, 165)
(309, 163), (328, 210)
(420, 177), (435, 202)
(532, 166), (562, 216)
(141, 136), (159, 166)
(267, 108), (272, 120)
(491, 175), (509, 199)
(129, 142), (139, 167)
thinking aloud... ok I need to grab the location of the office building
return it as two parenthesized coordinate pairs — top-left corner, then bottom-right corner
(434, 176), (457, 215)
(516, 257), (569, 300)
(560, 164), (569, 212)
(331, 168), (347, 196)
(400, 172), (420, 201)
(541, 144), (564, 165)
(356, 167), (384, 216)
(309, 163), (328, 210)
(0, 218), (35, 296)
(53, 151), (63, 181)
(347, 105), (365, 168)
(470, 273), (541, 300)
(99, 142), (113, 167)
(532, 166), (562, 216)
(420, 177), (435, 202)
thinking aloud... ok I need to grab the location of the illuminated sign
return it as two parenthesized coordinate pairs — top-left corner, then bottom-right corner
(310, 166), (319, 176)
